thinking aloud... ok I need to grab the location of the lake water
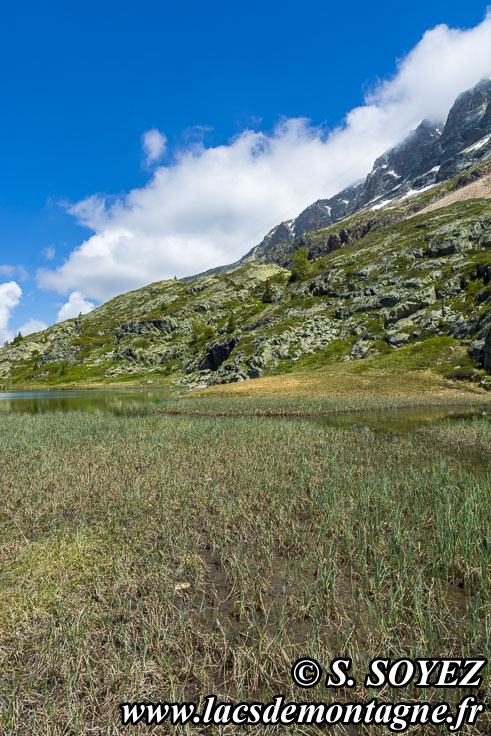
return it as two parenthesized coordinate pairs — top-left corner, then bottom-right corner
(0, 389), (487, 429)
(300, 406), (489, 475)
(0, 389), (176, 415)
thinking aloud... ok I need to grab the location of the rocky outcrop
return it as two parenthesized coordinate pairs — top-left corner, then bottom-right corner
(114, 318), (179, 343)
(198, 338), (239, 371)
(40, 339), (79, 365)
(437, 79), (491, 178)
(383, 288), (437, 326)
(484, 334), (491, 372)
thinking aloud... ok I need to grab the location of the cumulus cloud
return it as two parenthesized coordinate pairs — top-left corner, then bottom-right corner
(56, 291), (96, 322)
(18, 319), (48, 336)
(38, 14), (491, 304)
(142, 129), (167, 165)
(0, 281), (22, 343)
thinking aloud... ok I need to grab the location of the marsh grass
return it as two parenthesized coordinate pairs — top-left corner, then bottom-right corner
(415, 418), (491, 474)
(0, 410), (489, 734)
(159, 393), (490, 417)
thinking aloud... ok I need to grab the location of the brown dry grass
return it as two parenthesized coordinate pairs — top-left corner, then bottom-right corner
(196, 367), (486, 400)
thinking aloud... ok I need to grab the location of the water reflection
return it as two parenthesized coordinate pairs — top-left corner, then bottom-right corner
(299, 407), (489, 475)
(302, 406), (488, 433)
(0, 389), (176, 415)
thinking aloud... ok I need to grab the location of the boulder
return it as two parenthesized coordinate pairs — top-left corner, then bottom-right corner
(426, 237), (460, 258)
(468, 339), (485, 361)
(386, 331), (410, 347)
(384, 287), (436, 326)
(393, 317), (415, 331)
(379, 291), (401, 308)
(351, 341), (370, 359)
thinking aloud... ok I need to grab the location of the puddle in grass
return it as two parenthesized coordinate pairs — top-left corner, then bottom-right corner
(298, 406), (490, 476)
(300, 405), (487, 434)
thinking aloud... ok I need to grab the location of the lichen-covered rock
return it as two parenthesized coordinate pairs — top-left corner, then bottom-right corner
(114, 318), (180, 343)
(384, 287), (436, 326)
(378, 291), (401, 308)
(426, 237), (461, 257)
(469, 339), (485, 360)
(387, 331), (410, 347)
(351, 341), (370, 359)
(40, 339), (79, 365)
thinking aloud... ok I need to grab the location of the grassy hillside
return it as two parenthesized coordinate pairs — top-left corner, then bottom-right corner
(1, 193), (490, 394)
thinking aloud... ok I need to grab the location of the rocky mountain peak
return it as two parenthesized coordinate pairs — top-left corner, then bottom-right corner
(188, 80), (491, 280)
(438, 78), (491, 167)
(242, 79), (491, 267)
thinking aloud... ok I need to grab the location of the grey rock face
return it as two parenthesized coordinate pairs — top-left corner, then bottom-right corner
(384, 288), (437, 326)
(114, 318), (179, 344)
(437, 78), (491, 177)
(198, 338), (239, 371)
(351, 340), (371, 359)
(469, 340), (486, 360)
(426, 237), (460, 258)
(40, 339), (79, 365)
(115, 346), (139, 361)
(484, 334), (491, 372)
(379, 291), (401, 308)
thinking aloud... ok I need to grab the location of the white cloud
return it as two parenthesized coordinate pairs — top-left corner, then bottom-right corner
(42, 245), (56, 260)
(0, 265), (28, 281)
(142, 129), (167, 165)
(18, 319), (48, 336)
(38, 14), (491, 304)
(56, 291), (96, 322)
(0, 281), (22, 343)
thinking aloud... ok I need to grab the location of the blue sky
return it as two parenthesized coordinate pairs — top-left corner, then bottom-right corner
(1, 1), (491, 340)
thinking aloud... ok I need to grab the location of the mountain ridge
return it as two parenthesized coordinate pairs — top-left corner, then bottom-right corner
(186, 78), (491, 283)
(239, 78), (491, 265)
(1, 79), (490, 390)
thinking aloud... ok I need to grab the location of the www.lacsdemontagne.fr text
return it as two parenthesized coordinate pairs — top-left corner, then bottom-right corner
(120, 695), (486, 732)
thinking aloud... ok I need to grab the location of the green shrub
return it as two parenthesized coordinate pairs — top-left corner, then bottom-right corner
(190, 320), (215, 346)
(289, 246), (310, 282)
(226, 314), (237, 333)
(451, 366), (476, 381)
(261, 279), (274, 303)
